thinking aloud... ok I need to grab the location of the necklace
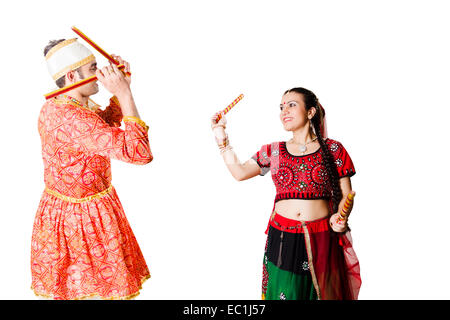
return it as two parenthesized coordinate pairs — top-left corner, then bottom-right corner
(289, 136), (318, 154)
(60, 95), (96, 112)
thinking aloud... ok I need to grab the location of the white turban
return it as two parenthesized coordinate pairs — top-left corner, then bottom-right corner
(45, 38), (95, 80)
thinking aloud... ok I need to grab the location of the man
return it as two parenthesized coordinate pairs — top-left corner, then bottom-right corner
(31, 38), (153, 300)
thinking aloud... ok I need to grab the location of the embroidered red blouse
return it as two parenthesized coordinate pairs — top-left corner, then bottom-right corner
(252, 139), (355, 203)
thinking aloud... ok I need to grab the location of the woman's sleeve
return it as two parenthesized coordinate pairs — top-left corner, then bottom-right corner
(251, 144), (271, 176)
(69, 109), (153, 165)
(95, 96), (123, 127)
(329, 140), (355, 178)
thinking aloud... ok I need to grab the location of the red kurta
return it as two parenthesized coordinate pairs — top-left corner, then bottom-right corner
(31, 95), (152, 300)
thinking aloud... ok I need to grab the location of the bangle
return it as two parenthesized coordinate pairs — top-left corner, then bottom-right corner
(220, 145), (233, 154)
(211, 123), (226, 130)
(215, 134), (229, 148)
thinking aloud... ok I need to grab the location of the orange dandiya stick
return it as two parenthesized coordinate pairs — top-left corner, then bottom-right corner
(44, 26), (132, 100)
(44, 64), (126, 100)
(337, 192), (355, 222)
(216, 94), (244, 121)
(71, 26), (131, 76)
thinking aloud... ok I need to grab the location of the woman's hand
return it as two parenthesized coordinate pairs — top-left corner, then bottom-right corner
(211, 112), (227, 139)
(211, 112), (226, 129)
(329, 212), (348, 233)
(329, 190), (356, 232)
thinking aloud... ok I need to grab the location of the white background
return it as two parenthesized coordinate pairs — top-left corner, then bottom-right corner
(1, 0), (449, 300)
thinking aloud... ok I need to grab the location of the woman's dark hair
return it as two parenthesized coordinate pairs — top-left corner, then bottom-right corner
(284, 87), (342, 213)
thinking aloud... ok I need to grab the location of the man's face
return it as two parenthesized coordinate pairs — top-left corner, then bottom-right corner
(70, 60), (99, 96)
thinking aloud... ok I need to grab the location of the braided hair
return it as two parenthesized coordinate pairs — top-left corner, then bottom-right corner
(284, 87), (342, 213)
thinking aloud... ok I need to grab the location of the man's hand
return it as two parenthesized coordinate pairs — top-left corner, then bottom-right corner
(97, 55), (139, 117)
(111, 54), (131, 85)
(96, 64), (131, 99)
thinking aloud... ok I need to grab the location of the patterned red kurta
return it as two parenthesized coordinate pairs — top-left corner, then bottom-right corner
(31, 95), (153, 300)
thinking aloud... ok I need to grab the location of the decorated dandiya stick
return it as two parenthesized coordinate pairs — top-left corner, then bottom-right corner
(337, 192), (355, 223)
(44, 26), (131, 100)
(215, 94), (244, 121)
(71, 26), (131, 76)
(44, 64), (126, 100)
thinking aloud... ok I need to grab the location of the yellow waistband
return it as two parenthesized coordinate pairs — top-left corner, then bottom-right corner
(45, 185), (113, 203)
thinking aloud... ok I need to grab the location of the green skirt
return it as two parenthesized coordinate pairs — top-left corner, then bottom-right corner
(262, 213), (360, 300)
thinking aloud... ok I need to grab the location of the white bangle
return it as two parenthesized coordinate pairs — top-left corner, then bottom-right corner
(220, 145), (233, 154)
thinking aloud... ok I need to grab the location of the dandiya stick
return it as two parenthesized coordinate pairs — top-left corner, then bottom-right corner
(44, 26), (131, 100)
(44, 64), (126, 100)
(215, 94), (244, 121)
(337, 192), (355, 222)
(71, 26), (131, 76)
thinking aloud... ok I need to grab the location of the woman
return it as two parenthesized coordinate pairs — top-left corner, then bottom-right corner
(210, 87), (361, 300)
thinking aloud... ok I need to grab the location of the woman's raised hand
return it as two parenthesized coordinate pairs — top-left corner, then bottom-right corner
(211, 112), (227, 130)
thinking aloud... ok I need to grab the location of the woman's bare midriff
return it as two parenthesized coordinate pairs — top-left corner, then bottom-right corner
(274, 199), (330, 221)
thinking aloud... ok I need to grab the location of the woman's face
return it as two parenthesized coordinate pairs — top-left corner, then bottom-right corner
(279, 92), (310, 131)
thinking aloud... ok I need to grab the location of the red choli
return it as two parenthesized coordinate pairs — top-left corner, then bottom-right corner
(252, 139), (355, 203)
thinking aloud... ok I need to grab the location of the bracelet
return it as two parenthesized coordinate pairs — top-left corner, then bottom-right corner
(211, 123), (226, 130)
(215, 134), (229, 148)
(220, 145), (233, 154)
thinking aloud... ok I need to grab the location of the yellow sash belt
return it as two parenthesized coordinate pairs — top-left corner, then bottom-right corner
(45, 185), (113, 203)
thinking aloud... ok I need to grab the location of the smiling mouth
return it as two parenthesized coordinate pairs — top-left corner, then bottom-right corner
(283, 117), (293, 123)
